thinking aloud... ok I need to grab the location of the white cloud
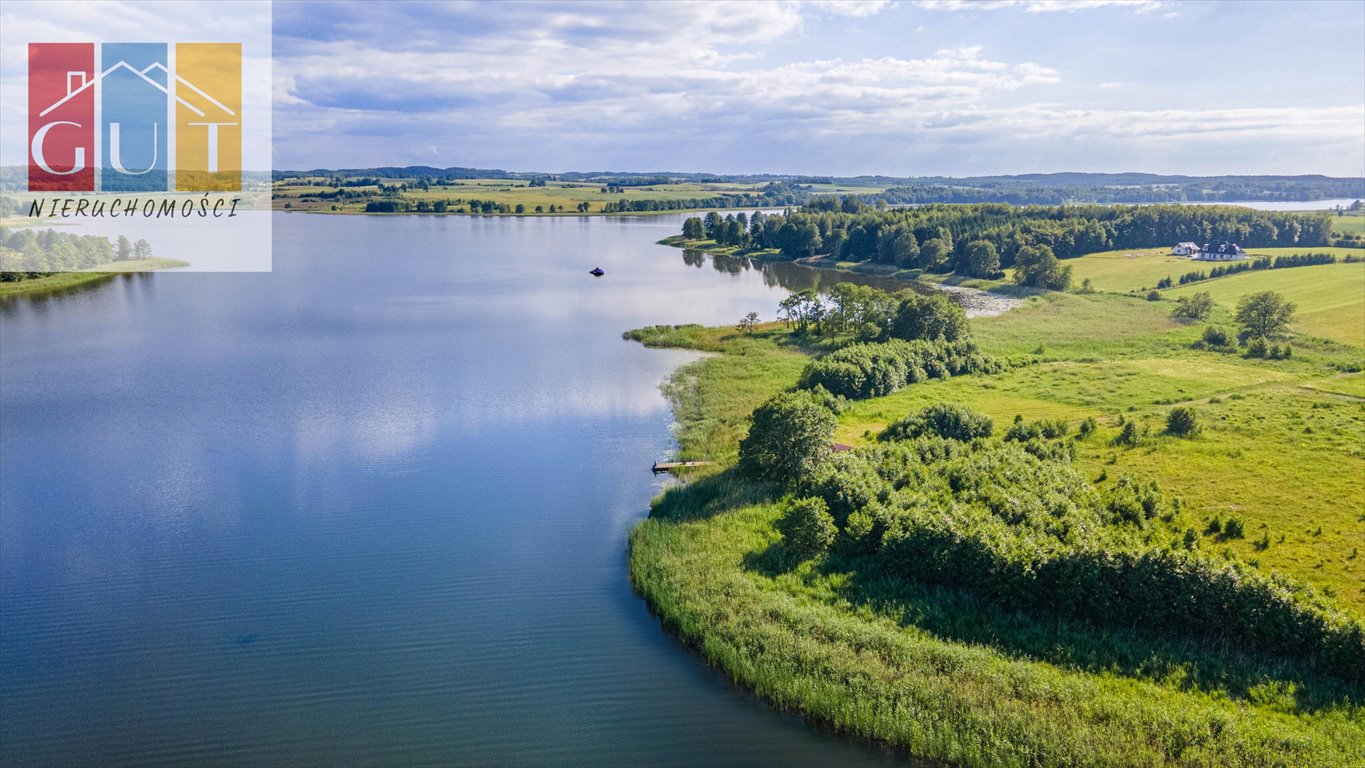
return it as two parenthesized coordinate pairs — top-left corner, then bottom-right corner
(917, 0), (1164, 13)
(809, 0), (896, 17)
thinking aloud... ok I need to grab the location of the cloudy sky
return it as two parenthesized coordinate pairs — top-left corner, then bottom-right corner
(4, 1), (1363, 176)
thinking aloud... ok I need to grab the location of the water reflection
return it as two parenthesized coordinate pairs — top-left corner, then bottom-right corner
(681, 247), (929, 296)
(0, 212), (905, 767)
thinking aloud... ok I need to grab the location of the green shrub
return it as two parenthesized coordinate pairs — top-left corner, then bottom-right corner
(1202, 325), (1231, 347)
(1165, 406), (1201, 437)
(1172, 291), (1214, 319)
(881, 403), (994, 442)
(1113, 419), (1143, 447)
(1077, 416), (1097, 438)
(776, 497), (837, 558)
(799, 338), (1002, 400)
(738, 392), (837, 483)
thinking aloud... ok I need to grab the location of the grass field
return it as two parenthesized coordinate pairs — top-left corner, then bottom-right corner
(1054, 246), (1364, 294)
(272, 176), (841, 214)
(1330, 211), (1365, 238)
(1163, 262), (1365, 346)
(627, 283), (1365, 764)
(0, 258), (188, 297)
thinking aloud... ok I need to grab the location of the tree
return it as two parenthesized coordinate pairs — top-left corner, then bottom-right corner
(1011, 244), (1072, 290)
(877, 223), (919, 267)
(576, 201), (591, 213)
(1235, 291), (1296, 339)
(738, 392), (837, 483)
(132, 239), (152, 259)
(889, 293), (970, 342)
(682, 217), (704, 239)
(827, 283), (895, 340)
(116, 235), (132, 261)
(737, 311), (759, 335)
(777, 497), (837, 558)
(703, 211), (723, 239)
(962, 240), (1000, 278)
(917, 237), (949, 271)
(778, 289), (825, 334)
(514, 203), (525, 214)
(1172, 291), (1215, 320)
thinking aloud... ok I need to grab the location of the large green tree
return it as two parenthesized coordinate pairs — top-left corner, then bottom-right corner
(1012, 244), (1072, 290)
(962, 240), (1001, 278)
(1235, 291), (1297, 339)
(890, 293), (970, 342)
(738, 392), (837, 483)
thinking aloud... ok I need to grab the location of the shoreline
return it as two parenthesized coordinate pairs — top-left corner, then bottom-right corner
(0, 258), (190, 298)
(659, 235), (1030, 317)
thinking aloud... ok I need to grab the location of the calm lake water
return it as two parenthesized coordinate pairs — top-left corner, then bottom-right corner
(0, 213), (906, 767)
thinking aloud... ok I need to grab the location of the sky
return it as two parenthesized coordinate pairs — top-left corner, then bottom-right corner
(3, 1), (1363, 177)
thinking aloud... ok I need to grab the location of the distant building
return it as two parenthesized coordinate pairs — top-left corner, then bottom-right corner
(1196, 241), (1246, 261)
(1171, 242), (1200, 256)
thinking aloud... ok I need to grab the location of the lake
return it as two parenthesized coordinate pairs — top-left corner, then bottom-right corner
(0, 213), (906, 767)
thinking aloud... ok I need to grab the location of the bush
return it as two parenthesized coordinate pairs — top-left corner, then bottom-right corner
(1004, 415), (1069, 442)
(880, 404), (994, 442)
(1201, 325), (1231, 347)
(739, 392), (838, 483)
(1172, 291), (1214, 320)
(1223, 516), (1246, 539)
(1077, 416), (1097, 438)
(799, 339), (1002, 400)
(1165, 406), (1201, 437)
(1113, 419), (1143, 447)
(777, 497), (837, 558)
(1245, 336), (1269, 358)
(1146, 290), (1162, 301)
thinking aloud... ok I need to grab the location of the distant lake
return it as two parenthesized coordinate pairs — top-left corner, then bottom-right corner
(0, 213), (905, 767)
(1163, 198), (1361, 211)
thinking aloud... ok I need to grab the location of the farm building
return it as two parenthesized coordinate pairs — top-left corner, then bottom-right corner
(1196, 241), (1246, 261)
(1171, 242), (1200, 256)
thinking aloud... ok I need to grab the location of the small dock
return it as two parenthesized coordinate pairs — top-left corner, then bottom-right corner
(651, 461), (714, 473)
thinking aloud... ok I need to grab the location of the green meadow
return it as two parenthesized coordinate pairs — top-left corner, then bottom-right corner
(1054, 246), (1364, 294)
(272, 177), (822, 214)
(627, 259), (1365, 765)
(0, 258), (188, 297)
(1164, 262), (1365, 347)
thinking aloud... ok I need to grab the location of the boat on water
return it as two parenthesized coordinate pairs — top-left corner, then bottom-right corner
(589, 267), (605, 276)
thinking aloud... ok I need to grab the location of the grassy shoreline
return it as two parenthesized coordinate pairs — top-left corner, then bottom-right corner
(0, 258), (189, 298)
(626, 283), (1364, 765)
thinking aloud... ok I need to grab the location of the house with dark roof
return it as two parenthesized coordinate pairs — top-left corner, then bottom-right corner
(1196, 241), (1246, 261)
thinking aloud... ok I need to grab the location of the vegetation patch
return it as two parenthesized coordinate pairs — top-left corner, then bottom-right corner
(627, 271), (1365, 765)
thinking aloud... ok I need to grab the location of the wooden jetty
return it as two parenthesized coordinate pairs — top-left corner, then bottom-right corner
(651, 461), (714, 473)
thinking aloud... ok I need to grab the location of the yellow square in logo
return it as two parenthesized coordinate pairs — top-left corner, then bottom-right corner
(175, 43), (241, 191)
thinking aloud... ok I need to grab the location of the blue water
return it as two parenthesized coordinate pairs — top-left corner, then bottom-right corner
(0, 213), (903, 766)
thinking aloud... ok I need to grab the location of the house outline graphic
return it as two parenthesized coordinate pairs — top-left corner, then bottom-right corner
(38, 59), (236, 120)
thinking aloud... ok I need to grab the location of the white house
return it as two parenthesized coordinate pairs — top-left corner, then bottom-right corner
(1195, 241), (1246, 261)
(1171, 242), (1200, 256)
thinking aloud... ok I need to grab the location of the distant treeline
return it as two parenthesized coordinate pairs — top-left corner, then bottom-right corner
(1172, 252), (1360, 286)
(0, 227), (149, 280)
(682, 202), (1334, 278)
(267, 167), (1364, 203)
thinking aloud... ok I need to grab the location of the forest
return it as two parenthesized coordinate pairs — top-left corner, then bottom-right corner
(681, 202), (1337, 278)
